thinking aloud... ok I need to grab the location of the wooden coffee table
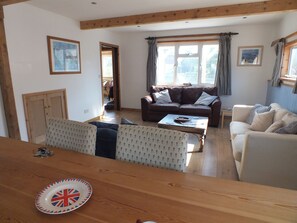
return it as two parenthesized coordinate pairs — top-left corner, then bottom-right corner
(158, 114), (208, 152)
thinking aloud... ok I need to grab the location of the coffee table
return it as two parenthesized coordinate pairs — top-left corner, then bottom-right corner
(158, 114), (208, 152)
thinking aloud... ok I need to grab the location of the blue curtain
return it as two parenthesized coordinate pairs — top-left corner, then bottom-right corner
(271, 38), (286, 87)
(215, 34), (232, 95)
(146, 37), (158, 91)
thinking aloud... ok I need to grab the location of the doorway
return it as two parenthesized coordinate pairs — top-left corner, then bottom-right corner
(100, 42), (121, 111)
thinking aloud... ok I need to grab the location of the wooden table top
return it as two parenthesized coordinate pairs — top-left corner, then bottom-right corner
(0, 136), (297, 223)
(158, 114), (208, 135)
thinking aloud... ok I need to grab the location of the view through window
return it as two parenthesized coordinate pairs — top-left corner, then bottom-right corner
(156, 42), (219, 85)
(288, 46), (297, 78)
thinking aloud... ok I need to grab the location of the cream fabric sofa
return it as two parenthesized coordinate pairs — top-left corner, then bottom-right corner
(230, 103), (297, 190)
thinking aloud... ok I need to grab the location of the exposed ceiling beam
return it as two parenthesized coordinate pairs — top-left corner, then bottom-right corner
(0, 0), (28, 6)
(80, 0), (297, 30)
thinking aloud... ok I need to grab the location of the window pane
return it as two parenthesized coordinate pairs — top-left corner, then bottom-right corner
(288, 47), (297, 77)
(102, 52), (113, 77)
(179, 45), (198, 55)
(176, 57), (199, 85)
(157, 46), (175, 85)
(201, 44), (219, 84)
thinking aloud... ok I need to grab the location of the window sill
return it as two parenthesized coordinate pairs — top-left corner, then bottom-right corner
(280, 77), (296, 87)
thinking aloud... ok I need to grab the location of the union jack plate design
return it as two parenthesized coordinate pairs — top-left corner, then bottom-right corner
(51, 189), (80, 207)
(35, 178), (92, 215)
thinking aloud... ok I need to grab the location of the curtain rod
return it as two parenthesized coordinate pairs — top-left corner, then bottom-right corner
(271, 30), (297, 47)
(145, 32), (239, 40)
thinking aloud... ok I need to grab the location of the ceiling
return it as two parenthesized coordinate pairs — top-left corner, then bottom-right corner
(27, 0), (286, 32)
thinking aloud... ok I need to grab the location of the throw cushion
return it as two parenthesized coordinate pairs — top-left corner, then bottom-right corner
(246, 104), (271, 125)
(194, 91), (217, 106)
(282, 113), (297, 126)
(95, 128), (117, 159)
(265, 120), (284, 133)
(89, 121), (118, 131)
(275, 121), (297, 134)
(250, 110), (275, 132)
(120, 118), (136, 125)
(152, 89), (172, 104)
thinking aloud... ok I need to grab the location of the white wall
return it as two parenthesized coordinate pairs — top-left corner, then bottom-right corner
(278, 12), (297, 36)
(2, 3), (122, 140)
(120, 23), (278, 109)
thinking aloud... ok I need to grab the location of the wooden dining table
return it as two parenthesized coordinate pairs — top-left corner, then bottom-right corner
(0, 136), (297, 223)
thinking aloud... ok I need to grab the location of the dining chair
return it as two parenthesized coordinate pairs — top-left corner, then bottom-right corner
(116, 125), (188, 171)
(46, 117), (97, 155)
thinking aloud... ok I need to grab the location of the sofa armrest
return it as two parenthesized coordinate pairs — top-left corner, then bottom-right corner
(239, 131), (297, 190)
(141, 95), (153, 121)
(232, 105), (254, 122)
(209, 98), (221, 127)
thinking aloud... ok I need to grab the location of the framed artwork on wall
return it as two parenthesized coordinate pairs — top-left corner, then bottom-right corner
(237, 46), (263, 66)
(47, 36), (81, 74)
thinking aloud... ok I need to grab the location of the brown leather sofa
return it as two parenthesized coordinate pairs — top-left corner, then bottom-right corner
(141, 86), (221, 127)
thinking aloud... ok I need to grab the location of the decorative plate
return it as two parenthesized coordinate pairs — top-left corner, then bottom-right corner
(174, 116), (190, 123)
(35, 178), (92, 215)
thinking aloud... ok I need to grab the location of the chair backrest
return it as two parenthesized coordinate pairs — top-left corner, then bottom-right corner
(116, 125), (188, 171)
(46, 117), (97, 155)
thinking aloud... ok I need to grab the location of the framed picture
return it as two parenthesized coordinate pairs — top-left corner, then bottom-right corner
(237, 46), (263, 66)
(47, 36), (81, 74)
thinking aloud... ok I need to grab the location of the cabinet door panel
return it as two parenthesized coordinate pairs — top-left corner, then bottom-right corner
(47, 92), (68, 119)
(25, 95), (48, 144)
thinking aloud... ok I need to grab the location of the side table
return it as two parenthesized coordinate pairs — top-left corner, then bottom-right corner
(221, 109), (232, 129)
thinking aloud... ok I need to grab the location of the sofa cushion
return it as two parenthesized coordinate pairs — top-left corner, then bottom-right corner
(203, 87), (218, 96)
(275, 121), (297, 134)
(230, 121), (251, 140)
(282, 113), (297, 126)
(265, 120), (284, 133)
(181, 87), (218, 104)
(179, 104), (211, 116)
(150, 103), (180, 112)
(194, 91), (218, 106)
(232, 134), (245, 162)
(250, 110), (275, 132)
(182, 87), (203, 104)
(150, 86), (182, 103)
(246, 104), (271, 125)
(270, 103), (289, 122)
(152, 89), (172, 104)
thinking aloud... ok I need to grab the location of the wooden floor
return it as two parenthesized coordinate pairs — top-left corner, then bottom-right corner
(99, 109), (238, 181)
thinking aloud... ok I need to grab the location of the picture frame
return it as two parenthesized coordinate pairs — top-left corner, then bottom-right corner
(47, 36), (81, 74)
(237, 46), (263, 66)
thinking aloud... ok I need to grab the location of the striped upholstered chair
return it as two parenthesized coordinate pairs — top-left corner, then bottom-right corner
(116, 125), (188, 172)
(46, 117), (97, 155)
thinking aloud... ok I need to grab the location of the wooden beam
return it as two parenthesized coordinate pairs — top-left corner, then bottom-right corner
(80, 0), (297, 30)
(0, 0), (28, 6)
(0, 6), (20, 139)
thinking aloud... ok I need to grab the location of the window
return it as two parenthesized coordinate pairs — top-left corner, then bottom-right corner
(288, 46), (297, 78)
(156, 42), (219, 86)
(282, 40), (297, 82)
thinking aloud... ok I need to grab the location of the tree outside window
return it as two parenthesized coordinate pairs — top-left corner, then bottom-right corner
(156, 42), (219, 86)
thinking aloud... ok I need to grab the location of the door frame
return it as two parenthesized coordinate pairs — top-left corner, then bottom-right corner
(99, 42), (121, 111)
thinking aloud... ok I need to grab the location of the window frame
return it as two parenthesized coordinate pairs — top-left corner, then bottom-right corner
(156, 40), (219, 86)
(281, 39), (297, 86)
